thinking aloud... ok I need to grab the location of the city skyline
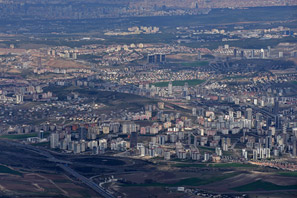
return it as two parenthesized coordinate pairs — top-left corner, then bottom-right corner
(0, 2), (296, 198)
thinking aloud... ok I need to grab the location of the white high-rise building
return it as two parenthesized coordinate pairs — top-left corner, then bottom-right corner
(164, 152), (171, 160)
(192, 108), (197, 116)
(16, 94), (23, 104)
(50, 133), (59, 149)
(293, 128), (297, 137)
(168, 82), (173, 95)
(253, 149), (258, 160)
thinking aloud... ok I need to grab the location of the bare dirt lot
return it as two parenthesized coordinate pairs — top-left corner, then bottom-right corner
(0, 171), (100, 198)
(46, 58), (89, 69)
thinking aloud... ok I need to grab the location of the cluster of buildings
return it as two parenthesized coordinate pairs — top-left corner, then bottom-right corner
(46, 43), (202, 67)
(0, 84), (54, 104)
(43, 90), (297, 168)
(34, 72), (296, 164)
(177, 25), (296, 50)
(0, 17), (296, 173)
(105, 26), (160, 36)
(214, 44), (297, 59)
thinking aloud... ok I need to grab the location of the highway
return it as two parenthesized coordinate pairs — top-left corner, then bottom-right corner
(58, 164), (115, 198)
(231, 140), (239, 150)
(8, 141), (73, 164)
(246, 104), (275, 118)
(5, 141), (115, 198)
(200, 75), (213, 87)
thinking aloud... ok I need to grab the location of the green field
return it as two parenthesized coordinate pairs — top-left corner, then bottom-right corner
(223, 75), (248, 80)
(198, 146), (215, 152)
(173, 163), (207, 168)
(153, 79), (205, 87)
(181, 61), (209, 67)
(45, 86), (154, 105)
(0, 133), (38, 140)
(210, 163), (256, 168)
(0, 165), (22, 176)
(232, 180), (297, 192)
(123, 172), (238, 187)
(277, 172), (297, 177)
(0, 132), (50, 140)
(173, 162), (255, 168)
(292, 81), (297, 85)
(182, 37), (297, 50)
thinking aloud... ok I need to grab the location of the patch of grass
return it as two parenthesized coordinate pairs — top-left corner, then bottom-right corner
(44, 86), (154, 111)
(198, 146), (215, 152)
(210, 163), (256, 168)
(182, 37), (297, 50)
(173, 163), (207, 168)
(153, 79), (205, 87)
(0, 165), (22, 176)
(291, 81), (297, 85)
(232, 180), (297, 192)
(223, 75), (248, 80)
(181, 61), (209, 67)
(277, 172), (297, 177)
(0, 132), (50, 140)
(0, 133), (38, 140)
(122, 172), (238, 187)
(173, 162), (255, 168)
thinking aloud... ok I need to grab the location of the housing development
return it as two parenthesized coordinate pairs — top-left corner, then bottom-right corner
(0, 1), (296, 198)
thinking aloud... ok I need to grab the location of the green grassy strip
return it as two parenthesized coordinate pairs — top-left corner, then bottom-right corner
(277, 172), (297, 177)
(232, 180), (297, 192)
(223, 76), (248, 80)
(173, 163), (256, 168)
(122, 173), (238, 187)
(198, 146), (215, 152)
(210, 163), (256, 168)
(0, 132), (50, 140)
(0, 165), (22, 176)
(173, 163), (207, 168)
(153, 79), (205, 87)
(0, 133), (38, 140)
(181, 61), (209, 67)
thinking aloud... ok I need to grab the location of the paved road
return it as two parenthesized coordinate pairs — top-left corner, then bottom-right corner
(240, 103), (275, 118)
(5, 141), (114, 198)
(231, 140), (239, 150)
(58, 164), (115, 198)
(200, 75), (212, 87)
